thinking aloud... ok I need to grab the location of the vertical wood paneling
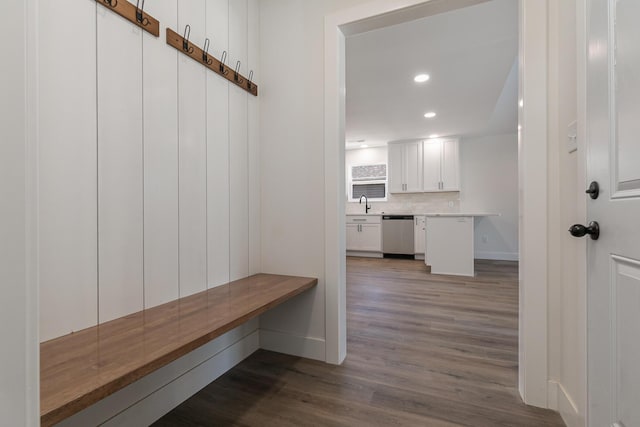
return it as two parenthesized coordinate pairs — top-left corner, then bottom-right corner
(178, 1), (208, 297)
(206, 0), (231, 288)
(38, 0), (98, 341)
(143, 0), (179, 309)
(97, 9), (144, 323)
(38, 0), (260, 340)
(229, 0), (249, 281)
(248, 0), (261, 275)
(37, 0), (98, 342)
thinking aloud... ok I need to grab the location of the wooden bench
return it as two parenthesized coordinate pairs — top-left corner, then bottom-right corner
(40, 274), (317, 426)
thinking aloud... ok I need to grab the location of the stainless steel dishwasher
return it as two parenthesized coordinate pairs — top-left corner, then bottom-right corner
(382, 215), (415, 256)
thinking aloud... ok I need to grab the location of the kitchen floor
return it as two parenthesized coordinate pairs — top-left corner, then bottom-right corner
(154, 257), (565, 426)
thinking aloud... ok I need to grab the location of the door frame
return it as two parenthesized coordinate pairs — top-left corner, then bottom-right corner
(324, 0), (551, 407)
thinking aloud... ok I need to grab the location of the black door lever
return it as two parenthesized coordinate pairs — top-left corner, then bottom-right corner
(569, 221), (600, 240)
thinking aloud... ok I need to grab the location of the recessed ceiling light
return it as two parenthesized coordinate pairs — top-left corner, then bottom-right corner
(429, 134), (439, 139)
(360, 144), (369, 148)
(424, 112), (437, 119)
(414, 74), (430, 83)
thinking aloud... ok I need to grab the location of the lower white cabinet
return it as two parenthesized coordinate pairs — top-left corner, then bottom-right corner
(346, 215), (382, 253)
(414, 215), (426, 258)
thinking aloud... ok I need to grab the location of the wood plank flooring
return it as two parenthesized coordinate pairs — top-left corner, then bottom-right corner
(155, 257), (565, 426)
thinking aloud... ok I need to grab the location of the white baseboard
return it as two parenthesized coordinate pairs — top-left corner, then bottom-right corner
(260, 329), (326, 362)
(547, 380), (559, 411)
(475, 251), (519, 261)
(346, 251), (383, 258)
(548, 380), (583, 427)
(58, 321), (260, 427)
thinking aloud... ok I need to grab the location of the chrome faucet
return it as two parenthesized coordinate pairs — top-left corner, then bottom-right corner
(359, 195), (372, 214)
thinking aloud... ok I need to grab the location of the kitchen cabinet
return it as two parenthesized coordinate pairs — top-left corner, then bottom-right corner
(423, 139), (460, 192)
(414, 215), (426, 259)
(424, 213), (498, 276)
(388, 141), (423, 193)
(346, 215), (382, 255)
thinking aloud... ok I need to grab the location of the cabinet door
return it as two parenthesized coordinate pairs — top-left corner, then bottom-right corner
(387, 143), (404, 193)
(441, 139), (460, 191)
(346, 224), (360, 251)
(414, 216), (426, 254)
(422, 140), (442, 192)
(359, 224), (382, 252)
(404, 141), (423, 192)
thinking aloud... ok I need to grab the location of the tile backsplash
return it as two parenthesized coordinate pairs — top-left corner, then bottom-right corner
(346, 192), (461, 215)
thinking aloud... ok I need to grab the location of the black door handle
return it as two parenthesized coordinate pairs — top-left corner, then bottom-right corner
(568, 221), (600, 240)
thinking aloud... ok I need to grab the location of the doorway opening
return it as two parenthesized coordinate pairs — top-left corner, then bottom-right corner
(325, 0), (550, 408)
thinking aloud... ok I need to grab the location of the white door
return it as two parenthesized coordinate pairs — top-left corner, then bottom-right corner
(423, 140), (442, 192)
(359, 224), (382, 252)
(346, 224), (360, 251)
(388, 143), (404, 193)
(586, 1), (640, 425)
(441, 139), (460, 191)
(404, 141), (423, 193)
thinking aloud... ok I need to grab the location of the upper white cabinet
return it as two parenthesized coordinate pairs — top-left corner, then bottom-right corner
(423, 138), (460, 192)
(388, 141), (423, 193)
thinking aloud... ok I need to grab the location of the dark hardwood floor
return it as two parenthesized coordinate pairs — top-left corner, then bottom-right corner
(155, 257), (565, 426)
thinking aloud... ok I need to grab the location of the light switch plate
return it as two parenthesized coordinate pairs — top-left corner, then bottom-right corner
(568, 120), (577, 153)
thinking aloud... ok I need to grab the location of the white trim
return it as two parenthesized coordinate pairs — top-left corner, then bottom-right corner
(576, 0), (589, 424)
(325, 0), (549, 408)
(548, 380), (582, 427)
(475, 251), (519, 261)
(518, 0), (549, 407)
(259, 329), (326, 362)
(547, 379), (560, 411)
(25, 0), (40, 423)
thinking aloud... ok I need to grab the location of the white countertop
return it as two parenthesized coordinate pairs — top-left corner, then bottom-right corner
(347, 212), (499, 217)
(422, 213), (499, 217)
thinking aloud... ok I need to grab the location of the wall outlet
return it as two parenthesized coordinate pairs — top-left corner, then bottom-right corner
(481, 235), (488, 244)
(448, 201), (454, 208)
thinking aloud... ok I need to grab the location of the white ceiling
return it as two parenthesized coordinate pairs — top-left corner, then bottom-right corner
(345, 0), (518, 149)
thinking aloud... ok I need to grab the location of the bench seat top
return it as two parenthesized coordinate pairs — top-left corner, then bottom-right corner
(40, 274), (317, 426)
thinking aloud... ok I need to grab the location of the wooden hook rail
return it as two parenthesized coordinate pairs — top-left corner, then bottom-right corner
(96, 0), (160, 37)
(166, 28), (258, 96)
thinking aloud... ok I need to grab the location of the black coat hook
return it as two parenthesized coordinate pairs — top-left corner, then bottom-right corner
(203, 38), (213, 65)
(247, 70), (254, 90)
(135, 0), (149, 26)
(182, 25), (194, 54)
(234, 61), (244, 84)
(103, 0), (118, 8)
(220, 51), (228, 75)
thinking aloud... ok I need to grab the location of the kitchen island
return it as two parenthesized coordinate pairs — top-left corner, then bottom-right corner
(424, 213), (499, 277)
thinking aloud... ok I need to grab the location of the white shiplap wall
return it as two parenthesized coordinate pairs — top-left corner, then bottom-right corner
(39, 0), (259, 342)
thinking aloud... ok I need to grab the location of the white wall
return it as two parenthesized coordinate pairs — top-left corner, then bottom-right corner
(547, 0), (586, 425)
(0, 1), (38, 424)
(259, 0), (373, 362)
(38, 0), (260, 341)
(460, 134), (519, 260)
